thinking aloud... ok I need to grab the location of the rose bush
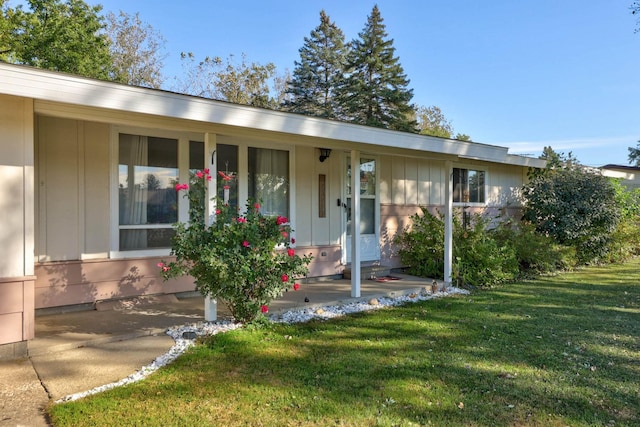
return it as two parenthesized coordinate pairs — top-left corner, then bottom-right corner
(159, 169), (312, 323)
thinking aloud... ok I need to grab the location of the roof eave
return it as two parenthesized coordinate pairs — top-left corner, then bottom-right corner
(0, 63), (545, 168)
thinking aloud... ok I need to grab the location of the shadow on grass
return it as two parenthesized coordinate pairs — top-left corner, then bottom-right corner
(51, 261), (640, 426)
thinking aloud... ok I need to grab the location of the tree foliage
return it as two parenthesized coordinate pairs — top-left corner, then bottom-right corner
(415, 105), (453, 138)
(175, 52), (285, 109)
(1, 0), (112, 79)
(628, 140), (640, 166)
(335, 5), (416, 132)
(522, 148), (621, 263)
(105, 10), (166, 88)
(283, 10), (347, 119)
(632, 1), (640, 32)
(415, 105), (471, 141)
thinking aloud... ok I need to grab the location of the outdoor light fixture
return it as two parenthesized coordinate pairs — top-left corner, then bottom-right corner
(319, 148), (332, 162)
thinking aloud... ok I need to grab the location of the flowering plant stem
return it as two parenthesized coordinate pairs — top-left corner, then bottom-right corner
(160, 169), (312, 323)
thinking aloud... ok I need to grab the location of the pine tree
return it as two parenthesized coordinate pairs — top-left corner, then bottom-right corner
(283, 10), (348, 119)
(336, 5), (417, 132)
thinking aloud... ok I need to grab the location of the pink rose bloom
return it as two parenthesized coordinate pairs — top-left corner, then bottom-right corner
(203, 168), (210, 174)
(237, 217), (247, 223)
(281, 274), (289, 283)
(282, 231), (288, 238)
(242, 240), (250, 247)
(157, 262), (165, 268)
(293, 283), (300, 291)
(215, 209), (221, 215)
(196, 171), (204, 178)
(287, 248), (295, 257)
(276, 216), (288, 225)
(261, 305), (269, 313)
(254, 203), (260, 210)
(218, 171), (232, 181)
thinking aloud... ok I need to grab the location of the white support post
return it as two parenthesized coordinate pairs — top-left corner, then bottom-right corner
(350, 150), (361, 298)
(444, 160), (453, 287)
(204, 133), (217, 321)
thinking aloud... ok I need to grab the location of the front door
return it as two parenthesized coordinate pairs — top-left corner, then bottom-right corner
(344, 156), (380, 263)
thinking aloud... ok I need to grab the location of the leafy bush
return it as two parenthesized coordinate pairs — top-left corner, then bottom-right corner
(394, 207), (444, 279)
(492, 219), (576, 275)
(603, 179), (640, 263)
(160, 169), (312, 323)
(452, 213), (518, 288)
(395, 209), (519, 287)
(522, 158), (621, 264)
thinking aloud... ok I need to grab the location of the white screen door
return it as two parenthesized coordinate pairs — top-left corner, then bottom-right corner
(344, 157), (380, 263)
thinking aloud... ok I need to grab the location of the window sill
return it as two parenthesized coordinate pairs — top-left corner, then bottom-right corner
(109, 248), (171, 259)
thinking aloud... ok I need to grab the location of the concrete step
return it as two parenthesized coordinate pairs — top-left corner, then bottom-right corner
(343, 264), (391, 280)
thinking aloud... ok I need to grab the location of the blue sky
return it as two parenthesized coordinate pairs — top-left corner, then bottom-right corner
(80, 1), (640, 165)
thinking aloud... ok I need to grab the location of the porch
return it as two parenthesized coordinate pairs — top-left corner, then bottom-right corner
(30, 273), (442, 356)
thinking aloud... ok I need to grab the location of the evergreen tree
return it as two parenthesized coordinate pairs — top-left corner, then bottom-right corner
(628, 140), (640, 166)
(336, 5), (416, 132)
(283, 10), (347, 119)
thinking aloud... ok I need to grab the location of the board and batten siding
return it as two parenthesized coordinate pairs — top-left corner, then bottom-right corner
(36, 116), (110, 261)
(0, 94), (35, 348)
(378, 155), (528, 267)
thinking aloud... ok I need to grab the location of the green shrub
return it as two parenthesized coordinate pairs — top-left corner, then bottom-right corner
(394, 207), (445, 279)
(605, 180), (640, 263)
(522, 157), (621, 264)
(452, 213), (518, 288)
(395, 208), (520, 287)
(492, 220), (576, 275)
(160, 169), (312, 323)
(605, 216), (640, 263)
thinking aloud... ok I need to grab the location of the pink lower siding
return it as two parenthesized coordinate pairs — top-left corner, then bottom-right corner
(33, 249), (348, 309)
(0, 277), (35, 345)
(34, 258), (196, 309)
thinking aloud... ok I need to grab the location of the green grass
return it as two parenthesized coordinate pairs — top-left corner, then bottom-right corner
(49, 260), (640, 426)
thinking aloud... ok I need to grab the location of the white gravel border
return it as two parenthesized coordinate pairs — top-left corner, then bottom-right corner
(56, 287), (468, 403)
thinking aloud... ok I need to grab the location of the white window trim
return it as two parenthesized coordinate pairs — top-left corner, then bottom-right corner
(109, 125), (203, 259)
(110, 127), (296, 259)
(452, 163), (488, 207)
(217, 138), (296, 240)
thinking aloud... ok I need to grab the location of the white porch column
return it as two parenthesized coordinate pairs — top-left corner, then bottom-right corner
(350, 150), (361, 298)
(444, 160), (453, 286)
(204, 133), (217, 321)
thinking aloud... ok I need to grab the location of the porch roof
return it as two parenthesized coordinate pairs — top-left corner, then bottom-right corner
(0, 63), (545, 169)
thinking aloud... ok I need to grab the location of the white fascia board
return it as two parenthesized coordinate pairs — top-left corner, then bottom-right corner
(504, 154), (547, 168)
(0, 63), (543, 169)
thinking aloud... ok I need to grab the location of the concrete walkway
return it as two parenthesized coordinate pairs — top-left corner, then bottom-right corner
(0, 274), (439, 426)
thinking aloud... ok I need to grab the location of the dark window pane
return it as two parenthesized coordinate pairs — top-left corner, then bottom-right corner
(119, 228), (175, 251)
(189, 141), (204, 171)
(217, 144), (239, 208)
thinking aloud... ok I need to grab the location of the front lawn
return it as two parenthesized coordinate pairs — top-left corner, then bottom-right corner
(49, 260), (640, 426)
